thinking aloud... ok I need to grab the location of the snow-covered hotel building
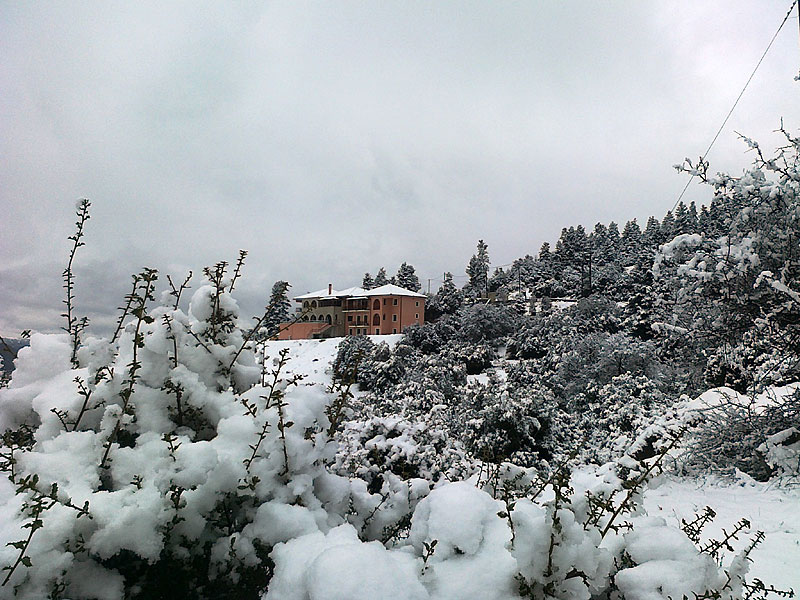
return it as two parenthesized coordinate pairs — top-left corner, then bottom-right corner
(278, 284), (426, 339)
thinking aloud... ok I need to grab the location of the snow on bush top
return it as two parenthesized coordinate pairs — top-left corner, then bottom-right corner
(0, 278), (793, 598)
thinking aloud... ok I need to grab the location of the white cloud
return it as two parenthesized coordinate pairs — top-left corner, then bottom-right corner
(1, 1), (797, 334)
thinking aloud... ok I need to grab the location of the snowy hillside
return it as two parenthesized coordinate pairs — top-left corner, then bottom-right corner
(0, 321), (798, 598)
(265, 338), (800, 594)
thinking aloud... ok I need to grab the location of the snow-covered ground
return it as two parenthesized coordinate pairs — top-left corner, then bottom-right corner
(263, 334), (402, 386)
(644, 477), (800, 592)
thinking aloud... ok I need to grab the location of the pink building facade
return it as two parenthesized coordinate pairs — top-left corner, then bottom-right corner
(278, 284), (426, 339)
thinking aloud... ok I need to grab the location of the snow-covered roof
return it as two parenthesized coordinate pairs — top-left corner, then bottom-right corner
(294, 283), (426, 301)
(294, 288), (340, 300)
(334, 286), (368, 297)
(363, 284), (426, 298)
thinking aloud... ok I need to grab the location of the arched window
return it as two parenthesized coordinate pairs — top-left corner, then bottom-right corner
(326, 315), (332, 324)
(373, 314), (380, 326)
(303, 301), (310, 309)
(310, 315), (316, 321)
(373, 299), (380, 310)
(311, 300), (317, 308)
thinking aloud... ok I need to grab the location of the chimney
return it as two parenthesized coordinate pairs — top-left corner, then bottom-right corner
(328, 283), (332, 295)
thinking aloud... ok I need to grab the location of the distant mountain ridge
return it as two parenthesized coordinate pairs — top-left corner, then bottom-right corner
(0, 337), (29, 373)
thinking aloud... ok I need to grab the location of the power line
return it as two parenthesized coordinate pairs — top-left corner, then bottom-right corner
(671, 0), (799, 212)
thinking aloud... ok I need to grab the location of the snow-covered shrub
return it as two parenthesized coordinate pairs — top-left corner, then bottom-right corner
(456, 303), (519, 345)
(681, 385), (800, 480)
(507, 318), (550, 359)
(550, 330), (666, 402)
(266, 523), (430, 600)
(403, 318), (459, 354)
(371, 351), (468, 413)
(462, 379), (562, 467)
(567, 295), (621, 334)
(332, 334), (376, 382)
(574, 374), (669, 465)
(703, 328), (800, 394)
(335, 416), (471, 492)
(0, 263), (351, 599)
(758, 427), (800, 478)
(354, 341), (408, 392)
(440, 341), (494, 375)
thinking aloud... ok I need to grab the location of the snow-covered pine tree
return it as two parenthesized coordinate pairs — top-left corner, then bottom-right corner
(642, 215), (661, 247)
(264, 280), (291, 338)
(466, 239), (490, 297)
(395, 262), (421, 292)
(673, 201), (699, 235)
(489, 267), (513, 294)
(606, 221), (621, 256)
(362, 272), (374, 290)
(434, 272), (463, 316)
(591, 223), (608, 261)
(660, 210), (676, 240)
(374, 268), (389, 287)
(556, 226), (591, 296)
(621, 218), (642, 265)
(687, 200), (699, 231)
(538, 241), (551, 260)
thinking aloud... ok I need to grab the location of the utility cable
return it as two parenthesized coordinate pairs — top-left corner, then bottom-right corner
(672, 0), (798, 212)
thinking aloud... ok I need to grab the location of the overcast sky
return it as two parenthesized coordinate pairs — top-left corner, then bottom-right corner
(1, 1), (798, 336)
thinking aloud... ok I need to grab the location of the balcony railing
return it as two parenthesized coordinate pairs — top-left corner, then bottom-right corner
(343, 300), (369, 311)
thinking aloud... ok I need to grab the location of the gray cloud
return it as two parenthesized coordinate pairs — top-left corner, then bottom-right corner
(1, 1), (798, 335)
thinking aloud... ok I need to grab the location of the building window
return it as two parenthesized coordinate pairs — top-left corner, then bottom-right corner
(393, 328), (397, 334)
(373, 314), (380, 326)
(348, 316), (353, 322)
(393, 298), (398, 306)
(383, 299), (386, 306)
(373, 299), (380, 310)
(415, 314), (419, 319)
(311, 300), (317, 308)
(392, 314), (397, 322)
(382, 314), (386, 321)
(349, 328), (353, 335)
(416, 301), (419, 307)
(375, 328), (379, 335)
